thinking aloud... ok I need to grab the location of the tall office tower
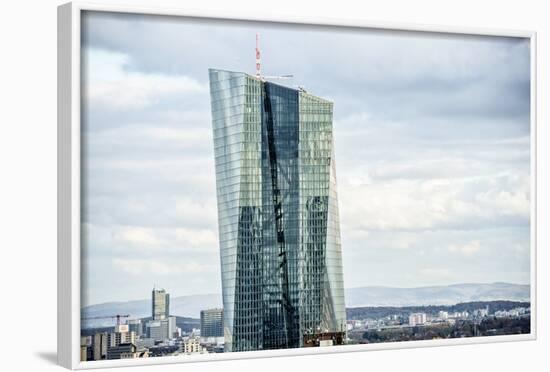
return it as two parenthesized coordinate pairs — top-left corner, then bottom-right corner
(209, 69), (346, 352)
(152, 288), (170, 320)
(201, 308), (224, 338)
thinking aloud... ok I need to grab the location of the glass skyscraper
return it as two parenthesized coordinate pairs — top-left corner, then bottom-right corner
(151, 288), (169, 320)
(209, 69), (346, 352)
(200, 308), (224, 338)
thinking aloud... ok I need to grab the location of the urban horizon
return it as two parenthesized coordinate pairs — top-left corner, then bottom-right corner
(81, 280), (530, 308)
(80, 285), (531, 361)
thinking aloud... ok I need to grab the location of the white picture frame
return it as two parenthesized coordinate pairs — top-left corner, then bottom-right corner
(57, 1), (537, 369)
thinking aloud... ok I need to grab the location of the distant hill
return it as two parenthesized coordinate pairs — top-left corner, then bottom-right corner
(81, 282), (529, 328)
(345, 282), (530, 307)
(82, 294), (221, 329)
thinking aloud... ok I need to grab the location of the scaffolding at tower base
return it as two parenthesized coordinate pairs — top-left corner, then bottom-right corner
(302, 331), (346, 347)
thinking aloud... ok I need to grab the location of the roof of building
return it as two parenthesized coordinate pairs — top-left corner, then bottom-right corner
(208, 68), (333, 104)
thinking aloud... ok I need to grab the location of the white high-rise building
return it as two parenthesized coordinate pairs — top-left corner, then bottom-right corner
(108, 327), (135, 348)
(409, 313), (427, 326)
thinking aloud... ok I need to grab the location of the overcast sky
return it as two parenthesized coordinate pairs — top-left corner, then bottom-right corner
(80, 11), (531, 307)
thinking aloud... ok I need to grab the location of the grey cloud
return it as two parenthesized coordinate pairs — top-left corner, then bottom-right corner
(82, 11), (530, 124)
(80, 11), (531, 304)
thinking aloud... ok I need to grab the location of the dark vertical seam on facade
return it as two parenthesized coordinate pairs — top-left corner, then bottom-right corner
(263, 84), (296, 348)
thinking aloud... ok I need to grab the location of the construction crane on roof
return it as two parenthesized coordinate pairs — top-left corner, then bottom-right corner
(81, 314), (130, 326)
(255, 33), (293, 81)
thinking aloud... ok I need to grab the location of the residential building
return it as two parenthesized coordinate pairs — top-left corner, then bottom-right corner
(108, 328), (135, 347)
(105, 325), (137, 360)
(182, 337), (203, 354)
(409, 313), (427, 326)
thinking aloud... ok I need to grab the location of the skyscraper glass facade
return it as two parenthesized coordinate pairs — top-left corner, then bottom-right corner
(209, 69), (345, 352)
(201, 308), (224, 338)
(152, 288), (169, 320)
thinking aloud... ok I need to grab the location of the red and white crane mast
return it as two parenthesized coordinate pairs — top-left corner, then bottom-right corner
(255, 33), (293, 81)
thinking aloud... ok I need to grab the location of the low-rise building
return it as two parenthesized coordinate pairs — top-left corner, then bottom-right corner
(182, 337), (203, 354)
(107, 343), (138, 359)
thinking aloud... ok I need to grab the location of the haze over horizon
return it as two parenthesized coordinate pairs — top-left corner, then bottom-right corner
(81, 12), (531, 307)
(85, 281), (530, 307)
(81, 283), (530, 328)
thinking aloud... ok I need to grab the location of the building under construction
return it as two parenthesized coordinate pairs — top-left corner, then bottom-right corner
(208, 36), (346, 352)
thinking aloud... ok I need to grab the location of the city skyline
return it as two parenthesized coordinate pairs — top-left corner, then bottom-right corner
(81, 11), (531, 307)
(80, 283), (531, 361)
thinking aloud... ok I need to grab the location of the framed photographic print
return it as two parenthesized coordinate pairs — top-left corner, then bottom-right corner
(57, 1), (537, 369)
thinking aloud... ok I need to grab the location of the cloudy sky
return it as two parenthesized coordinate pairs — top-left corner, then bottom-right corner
(80, 11), (531, 307)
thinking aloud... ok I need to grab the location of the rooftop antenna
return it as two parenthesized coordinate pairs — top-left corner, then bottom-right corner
(255, 33), (293, 81)
(256, 33), (261, 78)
